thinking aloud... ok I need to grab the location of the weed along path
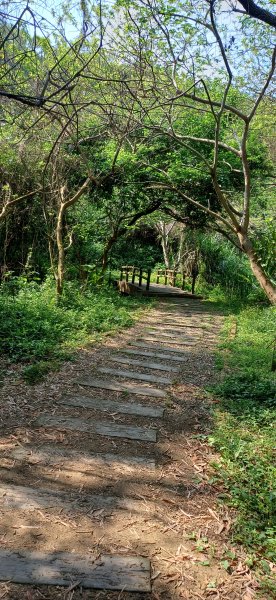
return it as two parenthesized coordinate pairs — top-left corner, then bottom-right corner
(0, 298), (252, 600)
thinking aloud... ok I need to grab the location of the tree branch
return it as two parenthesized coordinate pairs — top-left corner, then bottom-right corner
(0, 187), (42, 221)
(237, 0), (276, 28)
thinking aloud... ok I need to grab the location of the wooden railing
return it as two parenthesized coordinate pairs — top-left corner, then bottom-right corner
(156, 269), (185, 289)
(120, 265), (151, 290)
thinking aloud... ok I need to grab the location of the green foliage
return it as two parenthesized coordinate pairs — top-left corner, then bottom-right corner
(214, 372), (275, 410)
(251, 196), (276, 282)
(208, 305), (276, 575)
(197, 234), (267, 302)
(22, 360), (61, 385)
(0, 278), (146, 367)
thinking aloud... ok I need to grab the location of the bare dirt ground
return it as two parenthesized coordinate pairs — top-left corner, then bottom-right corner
(0, 298), (263, 600)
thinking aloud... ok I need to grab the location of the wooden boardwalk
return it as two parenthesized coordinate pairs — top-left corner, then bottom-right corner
(120, 281), (202, 298)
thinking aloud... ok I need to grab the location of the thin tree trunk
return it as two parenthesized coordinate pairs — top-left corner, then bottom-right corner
(1, 216), (9, 279)
(56, 204), (65, 296)
(238, 232), (276, 305)
(48, 238), (57, 280)
(161, 237), (170, 269)
(101, 234), (117, 272)
(54, 178), (92, 297)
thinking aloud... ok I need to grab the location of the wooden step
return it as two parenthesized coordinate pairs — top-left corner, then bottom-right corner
(122, 348), (187, 362)
(37, 415), (157, 442)
(144, 322), (205, 329)
(76, 377), (166, 398)
(60, 395), (165, 418)
(145, 330), (195, 340)
(128, 342), (189, 356)
(110, 355), (179, 372)
(0, 483), (154, 514)
(137, 336), (196, 346)
(11, 445), (156, 470)
(0, 550), (151, 592)
(97, 367), (171, 385)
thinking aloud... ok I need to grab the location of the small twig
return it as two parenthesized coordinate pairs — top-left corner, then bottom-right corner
(118, 586), (126, 600)
(63, 580), (82, 598)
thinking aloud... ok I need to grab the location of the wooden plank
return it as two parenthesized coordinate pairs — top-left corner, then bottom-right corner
(11, 445), (156, 470)
(128, 342), (189, 356)
(0, 550), (151, 592)
(0, 483), (154, 514)
(145, 330), (195, 340)
(77, 377), (166, 398)
(97, 367), (171, 385)
(111, 355), (179, 372)
(37, 415), (157, 442)
(137, 337), (196, 346)
(145, 323), (204, 330)
(122, 348), (187, 362)
(61, 395), (165, 418)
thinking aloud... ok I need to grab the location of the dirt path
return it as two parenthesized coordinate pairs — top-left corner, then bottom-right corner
(0, 298), (255, 600)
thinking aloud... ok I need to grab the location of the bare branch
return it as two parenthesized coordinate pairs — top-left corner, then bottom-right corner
(237, 0), (276, 28)
(0, 187), (42, 221)
(148, 182), (237, 232)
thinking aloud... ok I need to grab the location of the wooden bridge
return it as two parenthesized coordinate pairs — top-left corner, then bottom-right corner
(118, 266), (202, 298)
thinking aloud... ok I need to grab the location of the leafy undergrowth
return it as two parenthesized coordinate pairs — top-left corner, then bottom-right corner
(0, 279), (149, 383)
(209, 305), (276, 596)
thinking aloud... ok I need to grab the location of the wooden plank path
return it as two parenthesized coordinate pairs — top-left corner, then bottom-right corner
(0, 550), (151, 592)
(37, 415), (158, 442)
(76, 377), (166, 397)
(60, 394), (165, 417)
(110, 355), (179, 372)
(128, 341), (191, 354)
(145, 326), (204, 334)
(121, 347), (188, 361)
(135, 337), (197, 347)
(0, 483), (154, 514)
(11, 445), (156, 470)
(98, 366), (172, 385)
(144, 322), (206, 329)
(126, 280), (201, 299)
(145, 329), (197, 340)
(0, 296), (215, 594)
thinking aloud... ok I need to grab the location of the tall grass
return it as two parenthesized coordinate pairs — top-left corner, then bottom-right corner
(198, 234), (266, 302)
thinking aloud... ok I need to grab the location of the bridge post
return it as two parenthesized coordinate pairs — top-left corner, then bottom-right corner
(139, 268), (142, 286)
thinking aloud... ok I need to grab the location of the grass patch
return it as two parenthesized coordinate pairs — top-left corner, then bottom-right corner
(22, 360), (61, 384)
(208, 305), (276, 593)
(0, 278), (150, 381)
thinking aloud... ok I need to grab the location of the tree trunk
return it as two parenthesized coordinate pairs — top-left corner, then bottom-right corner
(101, 234), (117, 273)
(174, 228), (184, 271)
(238, 232), (276, 305)
(161, 237), (170, 268)
(56, 204), (65, 296)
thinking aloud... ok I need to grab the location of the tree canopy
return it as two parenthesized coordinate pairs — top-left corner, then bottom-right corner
(0, 0), (275, 301)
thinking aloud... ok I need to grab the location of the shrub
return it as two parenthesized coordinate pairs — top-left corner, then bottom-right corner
(0, 278), (147, 365)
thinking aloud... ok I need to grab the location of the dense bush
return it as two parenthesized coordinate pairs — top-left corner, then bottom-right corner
(198, 234), (266, 302)
(0, 278), (146, 365)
